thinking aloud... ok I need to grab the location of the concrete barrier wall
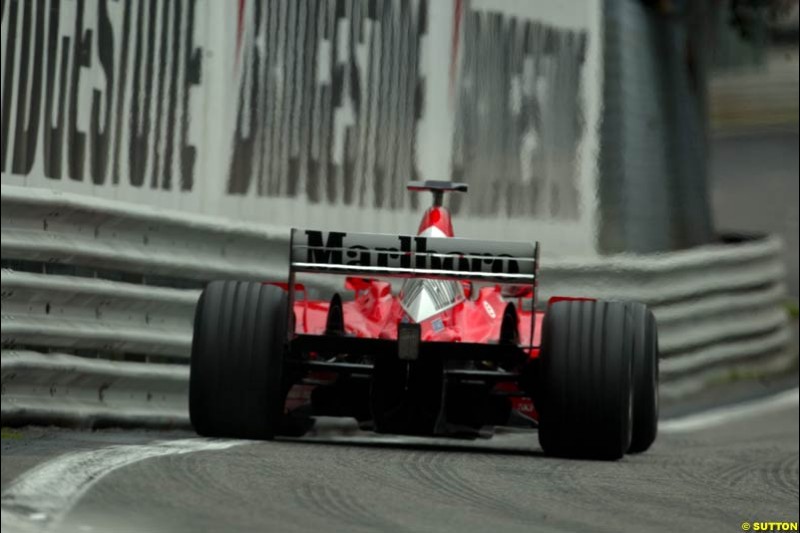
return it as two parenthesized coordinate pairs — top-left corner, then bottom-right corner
(1, 0), (603, 254)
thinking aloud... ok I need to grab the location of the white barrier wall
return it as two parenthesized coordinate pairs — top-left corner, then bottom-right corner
(1, 0), (603, 256)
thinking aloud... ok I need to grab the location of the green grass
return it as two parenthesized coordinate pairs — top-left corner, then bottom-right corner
(785, 300), (799, 319)
(1, 428), (23, 440)
(706, 368), (762, 387)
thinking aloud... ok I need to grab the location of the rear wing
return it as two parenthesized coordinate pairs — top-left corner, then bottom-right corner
(289, 229), (539, 285)
(287, 228), (540, 351)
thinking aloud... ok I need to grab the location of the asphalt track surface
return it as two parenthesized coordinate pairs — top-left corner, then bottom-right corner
(2, 387), (799, 533)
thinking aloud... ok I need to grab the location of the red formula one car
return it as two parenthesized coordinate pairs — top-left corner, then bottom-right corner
(189, 181), (659, 460)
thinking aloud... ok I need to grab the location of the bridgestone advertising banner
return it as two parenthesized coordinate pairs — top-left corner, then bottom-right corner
(1, 0), (602, 254)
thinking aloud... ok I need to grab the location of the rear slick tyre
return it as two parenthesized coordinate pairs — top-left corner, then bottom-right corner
(189, 281), (289, 439)
(536, 300), (634, 460)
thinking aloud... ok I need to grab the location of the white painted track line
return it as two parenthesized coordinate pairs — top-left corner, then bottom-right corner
(1, 438), (246, 532)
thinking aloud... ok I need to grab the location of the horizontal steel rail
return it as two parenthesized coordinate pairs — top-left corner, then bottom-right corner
(1, 185), (794, 426)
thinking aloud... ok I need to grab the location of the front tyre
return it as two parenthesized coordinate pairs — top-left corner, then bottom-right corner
(189, 281), (289, 439)
(536, 300), (634, 460)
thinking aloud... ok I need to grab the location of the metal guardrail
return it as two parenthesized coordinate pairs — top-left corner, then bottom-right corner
(1, 350), (188, 428)
(1, 185), (289, 281)
(2, 270), (198, 358)
(539, 238), (793, 388)
(1, 185), (795, 426)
